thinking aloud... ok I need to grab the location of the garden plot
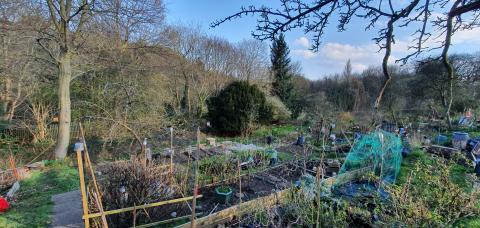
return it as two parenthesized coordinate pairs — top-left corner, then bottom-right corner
(192, 160), (328, 219)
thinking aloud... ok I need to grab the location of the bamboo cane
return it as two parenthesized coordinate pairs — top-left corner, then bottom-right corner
(84, 195), (203, 219)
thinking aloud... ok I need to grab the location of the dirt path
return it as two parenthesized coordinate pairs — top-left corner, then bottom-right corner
(50, 190), (83, 228)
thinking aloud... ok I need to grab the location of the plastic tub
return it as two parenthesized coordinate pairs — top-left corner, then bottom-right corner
(452, 132), (469, 150)
(215, 186), (232, 205)
(434, 134), (448, 145)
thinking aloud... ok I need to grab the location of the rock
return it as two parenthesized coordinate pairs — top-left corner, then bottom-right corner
(235, 193), (244, 198)
(7, 181), (20, 199)
(170, 211), (177, 217)
(25, 161), (45, 170)
(206, 138), (216, 147)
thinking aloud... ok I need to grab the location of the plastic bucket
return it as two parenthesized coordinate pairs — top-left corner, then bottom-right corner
(215, 186), (232, 204)
(434, 134), (448, 145)
(452, 132), (469, 150)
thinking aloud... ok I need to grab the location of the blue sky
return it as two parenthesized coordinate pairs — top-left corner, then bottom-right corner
(165, 0), (480, 80)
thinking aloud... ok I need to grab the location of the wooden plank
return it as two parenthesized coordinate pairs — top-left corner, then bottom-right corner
(176, 189), (289, 228)
(131, 213), (202, 228)
(84, 195), (203, 219)
(426, 145), (460, 158)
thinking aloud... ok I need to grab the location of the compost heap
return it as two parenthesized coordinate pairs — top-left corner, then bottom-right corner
(332, 130), (403, 199)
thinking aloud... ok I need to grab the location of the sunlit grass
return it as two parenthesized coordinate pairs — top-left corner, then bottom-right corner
(0, 160), (79, 228)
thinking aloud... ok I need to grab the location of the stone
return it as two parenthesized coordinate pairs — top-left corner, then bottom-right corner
(25, 161), (45, 169)
(6, 181), (20, 199)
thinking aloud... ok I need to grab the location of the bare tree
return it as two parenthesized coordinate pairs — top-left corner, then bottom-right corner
(211, 0), (480, 115)
(0, 1), (42, 122)
(235, 39), (269, 82)
(93, 0), (165, 47)
(40, 0), (92, 159)
(439, 0), (480, 128)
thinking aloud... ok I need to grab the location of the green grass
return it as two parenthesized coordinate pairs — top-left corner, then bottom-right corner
(278, 151), (295, 161)
(397, 147), (474, 188)
(397, 148), (434, 185)
(252, 124), (298, 138)
(0, 160), (79, 228)
(449, 164), (471, 190)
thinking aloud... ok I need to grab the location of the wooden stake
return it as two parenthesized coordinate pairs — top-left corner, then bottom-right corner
(93, 192), (108, 227)
(191, 161), (199, 228)
(133, 204), (136, 228)
(315, 152), (325, 228)
(170, 127), (174, 184)
(237, 159), (242, 226)
(192, 127), (200, 228)
(77, 150), (90, 228)
(237, 160), (242, 205)
(302, 145), (307, 174)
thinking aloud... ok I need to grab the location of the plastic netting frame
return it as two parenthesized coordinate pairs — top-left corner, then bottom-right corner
(334, 130), (403, 188)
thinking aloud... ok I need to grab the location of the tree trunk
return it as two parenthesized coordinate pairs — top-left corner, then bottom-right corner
(373, 21), (394, 112)
(1, 35), (11, 121)
(442, 0), (462, 129)
(54, 51), (72, 159)
(0, 77), (12, 121)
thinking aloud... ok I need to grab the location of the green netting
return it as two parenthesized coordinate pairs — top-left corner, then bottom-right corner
(334, 130), (403, 187)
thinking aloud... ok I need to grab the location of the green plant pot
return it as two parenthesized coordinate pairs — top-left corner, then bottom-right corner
(215, 186), (232, 205)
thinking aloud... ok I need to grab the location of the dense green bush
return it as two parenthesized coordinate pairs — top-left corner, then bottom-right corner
(207, 81), (272, 135)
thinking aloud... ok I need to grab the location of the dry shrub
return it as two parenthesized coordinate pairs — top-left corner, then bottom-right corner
(92, 159), (183, 227)
(242, 188), (349, 227)
(339, 112), (354, 123)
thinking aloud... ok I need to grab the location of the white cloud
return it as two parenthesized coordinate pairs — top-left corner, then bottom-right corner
(452, 28), (480, 45)
(319, 42), (381, 62)
(292, 26), (480, 80)
(293, 36), (310, 48)
(292, 42), (394, 79)
(352, 63), (368, 72)
(292, 49), (317, 59)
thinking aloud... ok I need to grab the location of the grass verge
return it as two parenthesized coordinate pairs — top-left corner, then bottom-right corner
(0, 160), (79, 228)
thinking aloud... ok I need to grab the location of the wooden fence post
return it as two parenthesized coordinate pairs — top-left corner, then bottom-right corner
(77, 150), (90, 228)
(237, 159), (242, 226)
(191, 127), (201, 228)
(170, 127), (174, 184)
